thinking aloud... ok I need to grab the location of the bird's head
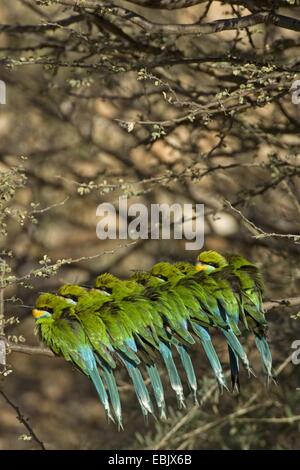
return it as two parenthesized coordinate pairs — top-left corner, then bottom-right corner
(130, 271), (153, 287)
(32, 293), (75, 322)
(174, 261), (196, 276)
(226, 254), (253, 269)
(226, 254), (264, 292)
(95, 273), (134, 300)
(95, 273), (122, 295)
(58, 284), (88, 302)
(150, 262), (182, 283)
(196, 250), (228, 273)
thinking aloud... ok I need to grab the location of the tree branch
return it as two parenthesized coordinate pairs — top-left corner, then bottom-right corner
(0, 389), (46, 450)
(120, 0), (211, 9)
(0, 14), (84, 34)
(33, 1), (300, 35)
(0, 260), (6, 369)
(263, 297), (300, 311)
(225, 200), (300, 244)
(122, 0), (300, 8)
(8, 343), (55, 357)
(6, 297), (300, 358)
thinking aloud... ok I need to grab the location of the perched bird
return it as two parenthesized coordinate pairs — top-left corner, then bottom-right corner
(95, 273), (191, 413)
(225, 254), (273, 382)
(32, 293), (115, 423)
(128, 270), (199, 406)
(57, 284), (123, 428)
(58, 283), (157, 425)
(149, 261), (252, 392)
(31, 250), (273, 428)
(196, 251), (273, 383)
(132, 267), (226, 393)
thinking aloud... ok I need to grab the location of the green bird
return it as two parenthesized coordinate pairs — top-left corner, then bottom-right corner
(32, 293), (115, 424)
(134, 265), (227, 391)
(196, 251), (273, 383)
(58, 283), (157, 423)
(30, 252), (273, 426)
(95, 273), (191, 411)
(58, 284), (116, 367)
(57, 284), (123, 429)
(226, 254), (273, 382)
(129, 270), (200, 405)
(191, 252), (248, 390)
(150, 261), (252, 391)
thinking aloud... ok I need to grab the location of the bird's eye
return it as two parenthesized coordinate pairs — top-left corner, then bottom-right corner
(66, 294), (78, 302)
(207, 262), (218, 268)
(156, 274), (168, 281)
(43, 306), (54, 314)
(100, 286), (113, 295)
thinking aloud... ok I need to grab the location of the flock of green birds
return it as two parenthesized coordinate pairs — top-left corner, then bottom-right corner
(32, 251), (273, 429)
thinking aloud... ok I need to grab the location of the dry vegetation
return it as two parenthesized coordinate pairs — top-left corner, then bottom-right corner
(0, 0), (300, 450)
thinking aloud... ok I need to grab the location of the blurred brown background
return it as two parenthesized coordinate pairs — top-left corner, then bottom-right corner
(0, 0), (300, 450)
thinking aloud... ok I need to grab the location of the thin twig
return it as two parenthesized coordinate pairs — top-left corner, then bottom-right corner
(225, 200), (300, 243)
(0, 389), (46, 450)
(234, 415), (300, 424)
(8, 343), (54, 357)
(263, 296), (300, 311)
(8, 242), (137, 287)
(29, 196), (69, 215)
(0, 259), (6, 369)
(153, 351), (294, 450)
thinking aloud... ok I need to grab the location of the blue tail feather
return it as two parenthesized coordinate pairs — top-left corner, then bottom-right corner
(146, 364), (166, 420)
(119, 343), (140, 364)
(176, 344), (198, 404)
(191, 322), (227, 390)
(122, 357), (154, 417)
(79, 346), (114, 423)
(95, 356), (122, 429)
(125, 337), (138, 353)
(228, 346), (239, 392)
(222, 329), (251, 373)
(255, 335), (273, 380)
(159, 342), (185, 408)
(102, 365), (123, 429)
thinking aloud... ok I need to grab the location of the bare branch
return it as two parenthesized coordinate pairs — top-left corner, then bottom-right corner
(0, 14), (84, 34)
(120, 0), (211, 9)
(122, 0), (300, 9)
(225, 200), (300, 244)
(7, 242), (137, 288)
(263, 297), (300, 311)
(25, 1), (300, 37)
(0, 260), (6, 369)
(7, 296), (300, 359)
(8, 343), (54, 357)
(234, 415), (300, 424)
(0, 389), (46, 450)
